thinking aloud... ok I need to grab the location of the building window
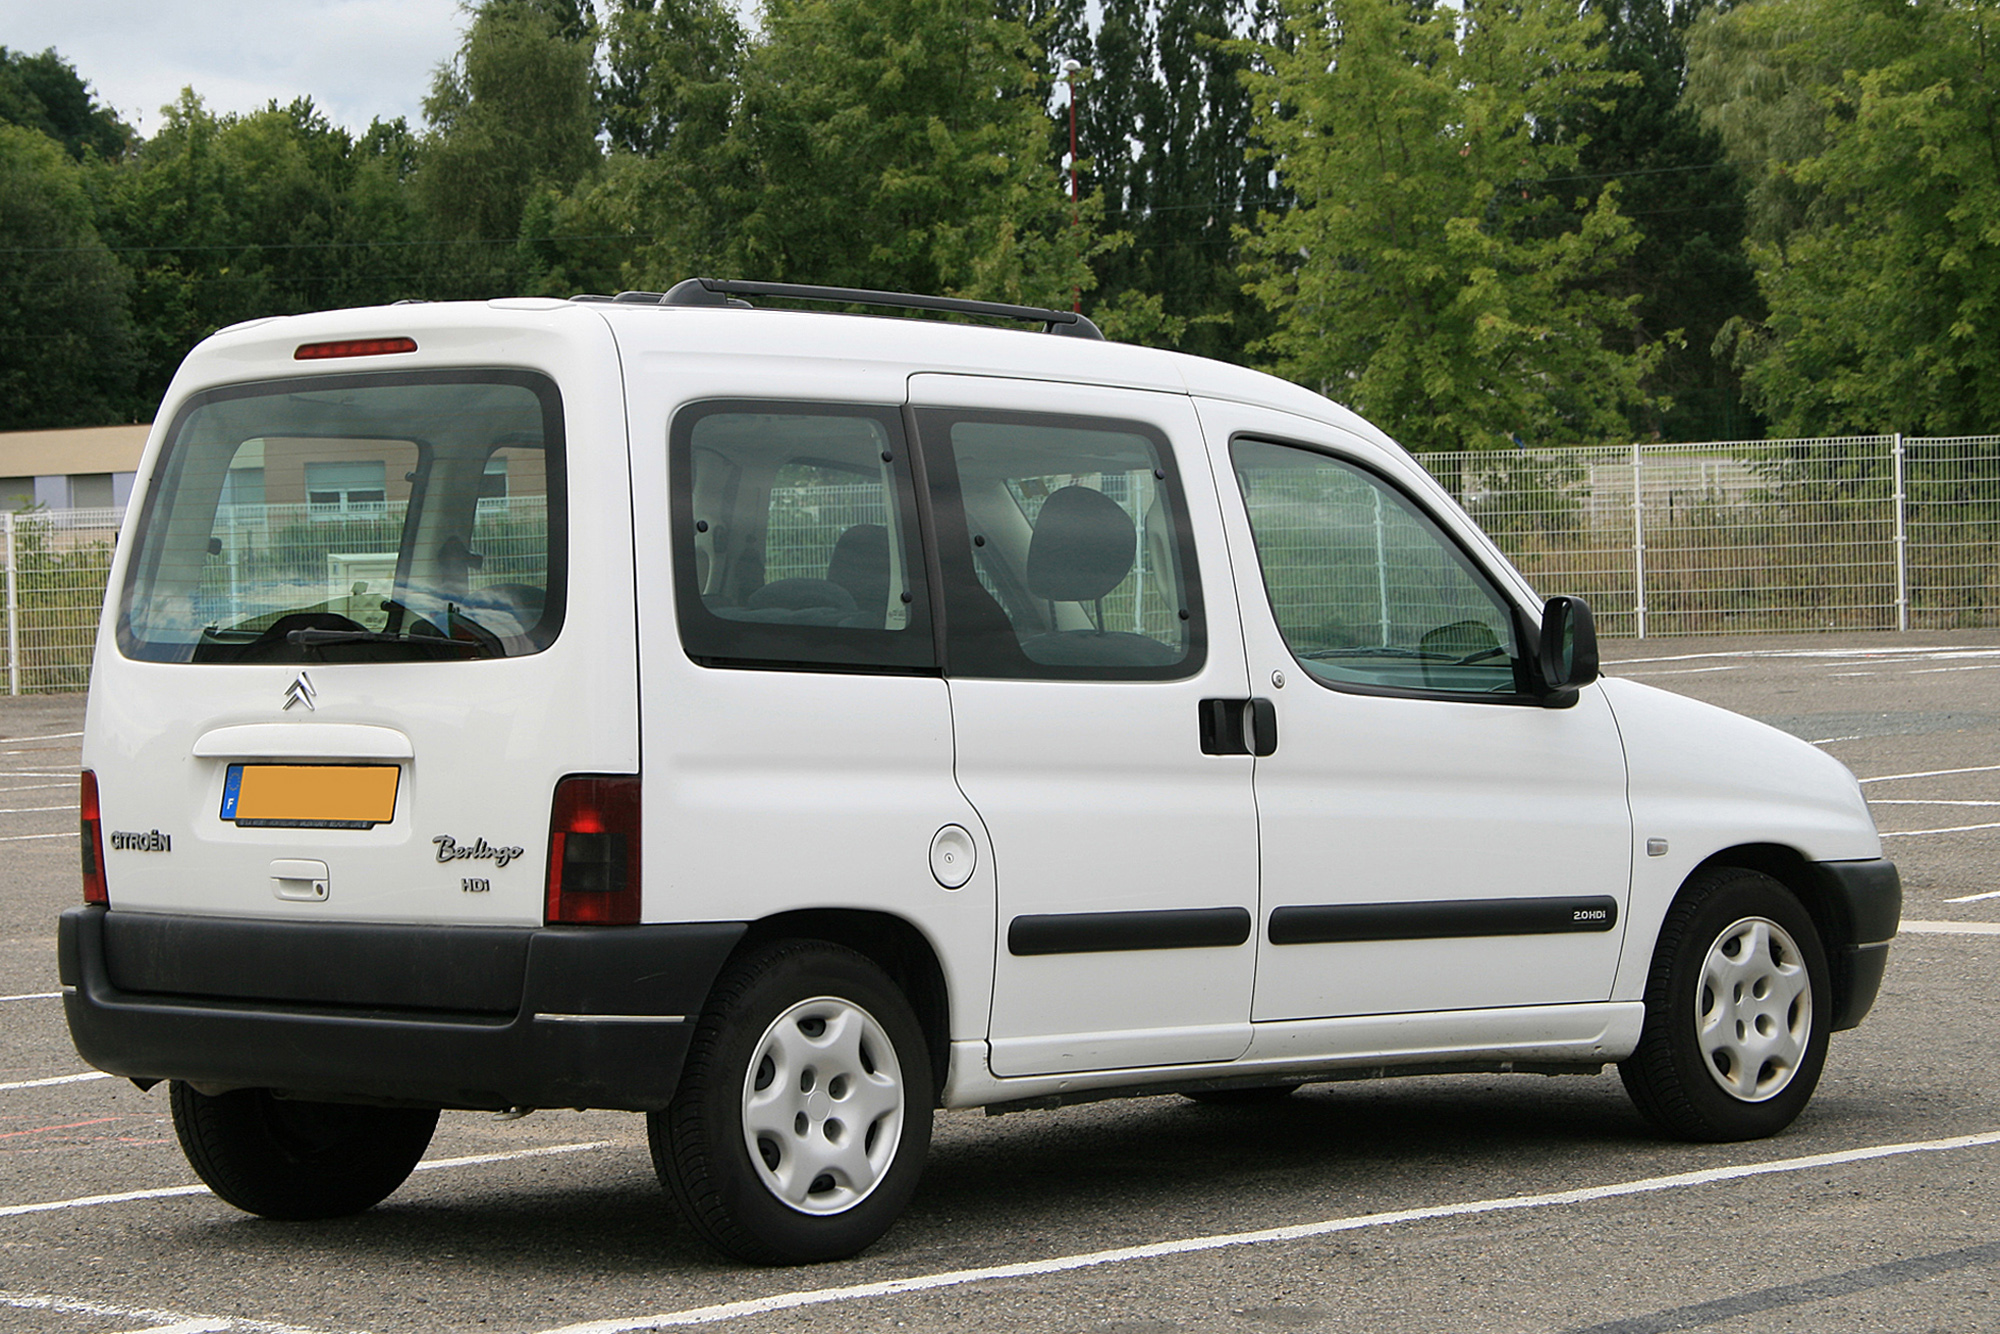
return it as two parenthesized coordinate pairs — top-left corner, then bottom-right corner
(304, 460), (388, 517)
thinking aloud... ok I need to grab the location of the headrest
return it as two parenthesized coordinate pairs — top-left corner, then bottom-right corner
(827, 523), (890, 607)
(1024, 485), (1135, 603)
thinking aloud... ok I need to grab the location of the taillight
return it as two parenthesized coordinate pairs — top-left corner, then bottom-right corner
(545, 775), (641, 925)
(294, 337), (418, 360)
(80, 770), (107, 904)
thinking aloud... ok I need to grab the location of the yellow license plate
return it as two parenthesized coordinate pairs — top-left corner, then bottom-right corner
(220, 764), (400, 829)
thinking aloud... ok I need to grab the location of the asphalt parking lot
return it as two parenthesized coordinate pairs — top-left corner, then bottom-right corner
(1, 631), (1996, 1333)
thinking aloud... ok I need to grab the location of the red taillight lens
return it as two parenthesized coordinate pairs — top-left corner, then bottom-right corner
(80, 770), (107, 905)
(545, 775), (641, 925)
(294, 337), (418, 361)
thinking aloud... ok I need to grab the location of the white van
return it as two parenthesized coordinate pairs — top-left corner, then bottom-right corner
(62, 280), (1900, 1264)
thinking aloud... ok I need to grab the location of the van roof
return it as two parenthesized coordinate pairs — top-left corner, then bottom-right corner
(197, 294), (1397, 454)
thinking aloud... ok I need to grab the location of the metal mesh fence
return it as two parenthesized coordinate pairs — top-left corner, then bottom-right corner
(2, 508), (121, 694)
(1422, 435), (1929, 638)
(1906, 436), (2000, 629)
(9, 433), (2000, 693)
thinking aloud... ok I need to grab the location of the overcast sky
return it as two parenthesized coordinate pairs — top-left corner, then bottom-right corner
(0, 0), (470, 136)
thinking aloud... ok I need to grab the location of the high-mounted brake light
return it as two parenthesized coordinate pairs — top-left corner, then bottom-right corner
(545, 775), (641, 925)
(294, 337), (419, 361)
(80, 770), (107, 905)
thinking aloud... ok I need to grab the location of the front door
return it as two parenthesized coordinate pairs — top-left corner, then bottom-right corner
(910, 376), (1260, 1077)
(1196, 400), (1633, 1023)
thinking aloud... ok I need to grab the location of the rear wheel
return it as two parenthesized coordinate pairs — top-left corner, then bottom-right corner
(1619, 867), (1830, 1141)
(170, 1083), (437, 1219)
(650, 941), (933, 1264)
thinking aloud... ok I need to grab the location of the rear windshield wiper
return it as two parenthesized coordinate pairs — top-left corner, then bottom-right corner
(286, 627), (489, 657)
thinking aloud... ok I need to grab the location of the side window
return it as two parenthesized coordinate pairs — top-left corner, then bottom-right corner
(916, 409), (1203, 681)
(1232, 437), (1528, 698)
(672, 403), (933, 671)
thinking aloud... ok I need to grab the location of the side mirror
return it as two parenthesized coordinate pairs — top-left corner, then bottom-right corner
(1537, 595), (1599, 707)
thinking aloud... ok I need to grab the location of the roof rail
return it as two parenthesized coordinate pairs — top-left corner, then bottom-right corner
(581, 278), (1105, 340)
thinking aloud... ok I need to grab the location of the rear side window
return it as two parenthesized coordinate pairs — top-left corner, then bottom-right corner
(915, 409), (1203, 681)
(119, 370), (565, 664)
(672, 403), (934, 672)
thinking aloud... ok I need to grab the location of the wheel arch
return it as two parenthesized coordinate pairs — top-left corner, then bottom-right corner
(731, 909), (951, 1100)
(1688, 842), (1865, 1025)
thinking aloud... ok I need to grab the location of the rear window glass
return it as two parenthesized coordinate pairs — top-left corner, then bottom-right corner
(118, 370), (565, 664)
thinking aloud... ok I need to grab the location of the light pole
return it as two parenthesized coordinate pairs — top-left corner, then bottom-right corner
(1061, 58), (1084, 314)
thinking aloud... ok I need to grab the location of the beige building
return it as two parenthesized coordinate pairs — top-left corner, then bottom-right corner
(0, 424), (151, 513)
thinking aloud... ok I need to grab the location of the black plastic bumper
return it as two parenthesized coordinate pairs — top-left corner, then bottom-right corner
(59, 905), (746, 1111)
(1815, 858), (1901, 1032)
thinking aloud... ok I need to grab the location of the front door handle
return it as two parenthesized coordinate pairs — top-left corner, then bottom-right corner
(1200, 697), (1278, 757)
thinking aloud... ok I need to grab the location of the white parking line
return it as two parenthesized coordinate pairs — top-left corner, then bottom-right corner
(1880, 822), (2000, 837)
(535, 1130), (2000, 1333)
(0, 1071), (110, 1093)
(1870, 799), (2000, 806)
(1610, 665), (1744, 677)
(0, 831), (76, 841)
(1607, 646), (2000, 668)
(1859, 764), (2000, 784)
(0, 991), (61, 1002)
(0, 1289), (350, 1334)
(1944, 890), (2000, 904)
(1902, 920), (2000, 936)
(0, 1140), (616, 1219)
(0, 803), (79, 815)
(0, 731), (83, 744)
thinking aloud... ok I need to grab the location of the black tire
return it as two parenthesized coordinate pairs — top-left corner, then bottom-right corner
(170, 1083), (438, 1220)
(650, 940), (933, 1264)
(1183, 1084), (1301, 1106)
(1619, 867), (1830, 1142)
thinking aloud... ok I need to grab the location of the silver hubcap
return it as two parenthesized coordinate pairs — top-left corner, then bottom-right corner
(1697, 915), (1812, 1103)
(741, 996), (905, 1216)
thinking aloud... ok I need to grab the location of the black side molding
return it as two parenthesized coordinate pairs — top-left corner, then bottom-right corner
(1269, 896), (1620, 945)
(1009, 907), (1253, 956)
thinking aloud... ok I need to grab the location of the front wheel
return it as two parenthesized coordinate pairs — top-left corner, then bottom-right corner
(170, 1084), (437, 1219)
(1619, 867), (1830, 1141)
(650, 941), (933, 1264)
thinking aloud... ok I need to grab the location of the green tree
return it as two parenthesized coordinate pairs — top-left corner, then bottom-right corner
(556, 0), (748, 291)
(722, 0), (1101, 310)
(92, 94), (439, 406)
(1245, 0), (1659, 452)
(1574, 0), (1762, 441)
(417, 0), (600, 258)
(0, 124), (137, 428)
(1068, 0), (1286, 356)
(0, 47), (131, 161)
(1688, 0), (2000, 436)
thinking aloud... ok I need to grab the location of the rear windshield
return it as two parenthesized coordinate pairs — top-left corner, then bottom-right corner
(118, 370), (566, 664)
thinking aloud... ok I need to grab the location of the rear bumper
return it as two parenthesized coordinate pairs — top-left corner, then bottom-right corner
(1815, 858), (1901, 1032)
(59, 905), (745, 1111)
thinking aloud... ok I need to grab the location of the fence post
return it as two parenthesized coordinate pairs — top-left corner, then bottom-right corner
(1631, 443), (1647, 639)
(3, 512), (17, 697)
(1891, 433), (1909, 632)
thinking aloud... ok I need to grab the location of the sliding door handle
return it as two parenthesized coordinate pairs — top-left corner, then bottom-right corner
(1200, 697), (1278, 757)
